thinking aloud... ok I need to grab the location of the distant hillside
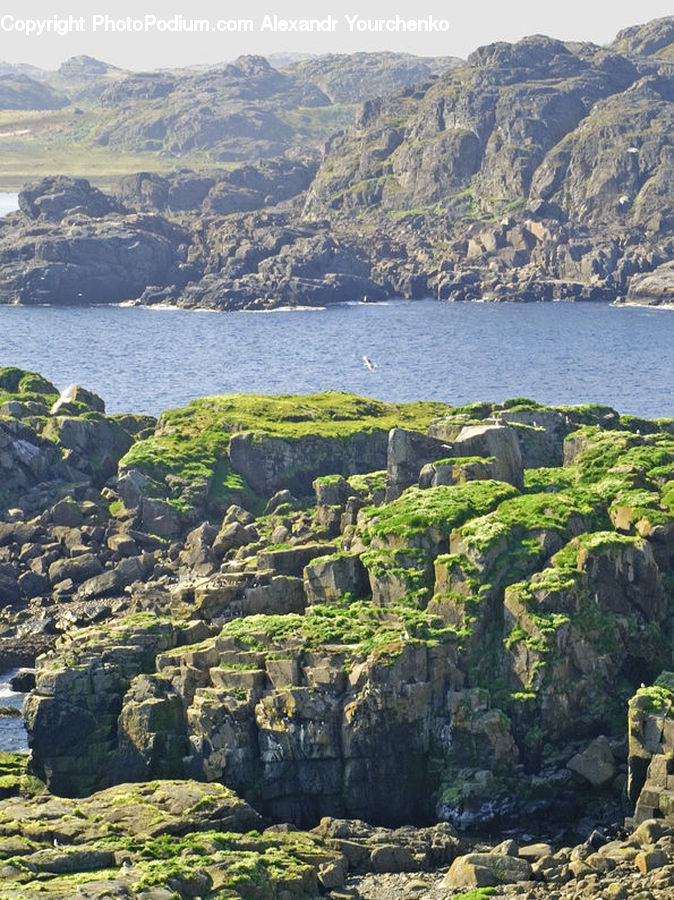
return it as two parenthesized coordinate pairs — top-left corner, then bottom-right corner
(283, 52), (462, 103)
(305, 21), (674, 229)
(1, 19), (672, 309)
(0, 51), (462, 179)
(0, 73), (68, 111)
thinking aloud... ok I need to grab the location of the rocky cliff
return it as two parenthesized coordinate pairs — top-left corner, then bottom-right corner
(0, 371), (670, 841)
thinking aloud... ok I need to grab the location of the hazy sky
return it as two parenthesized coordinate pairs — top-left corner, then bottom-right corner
(1, 1), (672, 70)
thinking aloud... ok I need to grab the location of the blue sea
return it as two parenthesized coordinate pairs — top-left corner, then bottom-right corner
(0, 671), (28, 753)
(0, 299), (671, 419)
(1, 189), (672, 419)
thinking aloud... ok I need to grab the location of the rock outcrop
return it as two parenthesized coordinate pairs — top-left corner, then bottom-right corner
(3, 377), (669, 840)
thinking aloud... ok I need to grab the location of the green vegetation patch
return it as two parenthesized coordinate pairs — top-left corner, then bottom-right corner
(219, 596), (459, 662)
(0, 752), (45, 799)
(362, 481), (518, 543)
(0, 367), (58, 398)
(524, 466), (579, 493)
(456, 488), (605, 558)
(632, 672), (674, 718)
(120, 392), (450, 514)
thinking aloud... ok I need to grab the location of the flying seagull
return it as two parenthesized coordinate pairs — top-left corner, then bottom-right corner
(50, 384), (78, 415)
(362, 355), (376, 372)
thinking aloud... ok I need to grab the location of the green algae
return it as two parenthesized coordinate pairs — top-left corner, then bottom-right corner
(218, 596), (458, 663)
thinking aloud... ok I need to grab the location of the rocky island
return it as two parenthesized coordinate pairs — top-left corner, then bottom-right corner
(0, 368), (671, 897)
(1, 16), (674, 309)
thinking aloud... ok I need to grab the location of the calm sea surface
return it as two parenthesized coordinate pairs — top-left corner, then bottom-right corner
(0, 191), (672, 420)
(0, 301), (671, 419)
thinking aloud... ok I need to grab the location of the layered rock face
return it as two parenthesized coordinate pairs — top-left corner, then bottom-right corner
(0, 179), (192, 305)
(5, 377), (669, 838)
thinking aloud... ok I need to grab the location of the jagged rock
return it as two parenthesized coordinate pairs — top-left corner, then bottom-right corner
(626, 261), (674, 306)
(257, 543), (336, 577)
(140, 498), (181, 539)
(19, 176), (124, 222)
(1, 184), (191, 306)
(115, 674), (187, 780)
(49, 498), (84, 527)
(386, 428), (451, 501)
(303, 553), (370, 605)
(264, 489), (295, 514)
(179, 522), (218, 575)
(567, 736), (616, 787)
(229, 430), (388, 496)
(9, 669), (35, 692)
(48, 553), (103, 587)
(77, 556), (149, 600)
(212, 521), (253, 556)
(451, 423), (523, 487)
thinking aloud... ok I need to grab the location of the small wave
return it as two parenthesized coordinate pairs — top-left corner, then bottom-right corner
(241, 305), (327, 314)
(611, 300), (674, 312)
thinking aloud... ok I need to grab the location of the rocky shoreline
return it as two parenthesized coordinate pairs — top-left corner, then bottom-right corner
(0, 367), (671, 896)
(1, 17), (673, 312)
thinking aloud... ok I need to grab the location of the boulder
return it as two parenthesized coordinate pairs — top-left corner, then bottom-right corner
(257, 543), (336, 577)
(19, 176), (124, 222)
(443, 852), (532, 888)
(451, 423), (523, 488)
(386, 428), (451, 501)
(48, 553), (103, 586)
(304, 553), (370, 605)
(567, 736), (616, 787)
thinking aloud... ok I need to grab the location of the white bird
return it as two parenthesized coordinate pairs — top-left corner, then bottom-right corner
(362, 355), (376, 372)
(618, 195), (630, 206)
(120, 859), (132, 875)
(50, 384), (78, 415)
(627, 147), (639, 154)
(53, 838), (60, 847)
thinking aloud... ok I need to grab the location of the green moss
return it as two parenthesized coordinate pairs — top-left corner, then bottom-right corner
(633, 672), (674, 718)
(219, 597), (458, 664)
(451, 888), (497, 900)
(207, 457), (264, 515)
(0, 367), (58, 397)
(120, 391), (449, 514)
(362, 481), (518, 542)
(524, 466), (578, 493)
(456, 488), (605, 558)
(347, 470), (387, 496)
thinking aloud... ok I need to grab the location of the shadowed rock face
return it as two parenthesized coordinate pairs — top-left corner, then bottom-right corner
(19, 176), (124, 222)
(0, 178), (192, 305)
(304, 33), (658, 220)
